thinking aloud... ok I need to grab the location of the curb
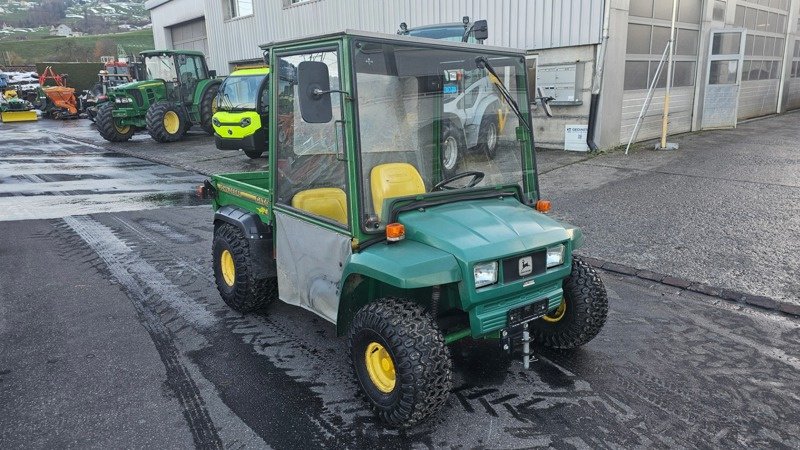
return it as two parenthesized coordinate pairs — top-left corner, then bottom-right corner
(579, 255), (800, 318)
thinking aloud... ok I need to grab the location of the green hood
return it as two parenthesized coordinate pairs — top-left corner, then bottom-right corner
(110, 80), (164, 93)
(398, 197), (580, 263)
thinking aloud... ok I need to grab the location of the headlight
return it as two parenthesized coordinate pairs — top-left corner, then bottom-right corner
(240, 117), (251, 127)
(474, 261), (498, 288)
(212, 117), (221, 127)
(546, 244), (565, 268)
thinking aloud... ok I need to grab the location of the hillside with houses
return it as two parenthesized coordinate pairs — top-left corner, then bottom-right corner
(0, 0), (150, 41)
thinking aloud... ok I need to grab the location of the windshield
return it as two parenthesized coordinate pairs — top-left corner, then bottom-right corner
(217, 74), (267, 111)
(408, 25), (478, 43)
(352, 40), (530, 229)
(144, 55), (176, 81)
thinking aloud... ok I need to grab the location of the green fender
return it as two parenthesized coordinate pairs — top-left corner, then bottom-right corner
(193, 78), (222, 104)
(335, 239), (462, 335)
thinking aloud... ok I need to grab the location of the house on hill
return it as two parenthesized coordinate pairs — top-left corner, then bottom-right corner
(50, 24), (73, 37)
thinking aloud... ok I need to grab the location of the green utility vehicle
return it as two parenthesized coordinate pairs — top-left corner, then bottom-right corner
(203, 31), (607, 427)
(96, 50), (221, 143)
(212, 66), (270, 159)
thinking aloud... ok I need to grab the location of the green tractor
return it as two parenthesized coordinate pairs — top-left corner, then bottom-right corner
(96, 50), (221, 143)
(202, 31), (608, 427)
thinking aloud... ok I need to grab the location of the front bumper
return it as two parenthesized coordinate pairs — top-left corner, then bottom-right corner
(214, 128), (267, 153)
(469, 280), (563, 336)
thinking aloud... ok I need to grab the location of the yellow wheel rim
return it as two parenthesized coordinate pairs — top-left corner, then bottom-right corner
(211, 101), (217, 115)
(364, 342), (396, 393)
(164, 110), (180, 134)
(542, 298), (567, 323)
(114, 122), (130, 134)
(220, 249), (235, 287)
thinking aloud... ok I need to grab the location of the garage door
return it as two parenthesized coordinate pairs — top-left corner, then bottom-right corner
(170, 18), (208, 55)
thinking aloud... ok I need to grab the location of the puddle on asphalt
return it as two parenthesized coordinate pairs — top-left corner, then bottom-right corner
(0, 144), (209, 221)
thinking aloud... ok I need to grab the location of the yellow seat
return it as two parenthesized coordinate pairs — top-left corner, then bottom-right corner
(370, 163), (426, 219)
(291, 188), (348, 225)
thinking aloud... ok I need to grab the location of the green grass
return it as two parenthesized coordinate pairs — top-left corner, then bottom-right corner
(0, 29), (154, 64)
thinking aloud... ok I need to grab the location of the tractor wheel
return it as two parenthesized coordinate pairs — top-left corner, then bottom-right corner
(199, 83), (220, 136)
(96, 102), (134, 142)
(244, 150), (263, 159)
(478, 106), (499, 159)
(146, 101), (186, 143)
(212, 223), (277, 313)
(441, 121), (464, 178)
(531, 256), (608, 349)
(348, 298), (452, 428)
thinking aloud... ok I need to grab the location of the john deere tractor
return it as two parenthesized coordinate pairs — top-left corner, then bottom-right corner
(96, 50), (221, 143)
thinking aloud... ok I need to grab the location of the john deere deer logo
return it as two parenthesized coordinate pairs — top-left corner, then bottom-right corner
(519, 256), (533, 276)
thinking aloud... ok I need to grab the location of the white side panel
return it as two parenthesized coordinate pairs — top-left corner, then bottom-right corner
(193, 0), (604, 74)
(786, 78), (800, 110)
(737, 79), (780, 120)
(274, 212), (351, 324)
(619, 87), (695, 144)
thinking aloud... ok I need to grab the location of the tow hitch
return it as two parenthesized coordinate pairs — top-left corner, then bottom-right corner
(502, 299), (549, 369)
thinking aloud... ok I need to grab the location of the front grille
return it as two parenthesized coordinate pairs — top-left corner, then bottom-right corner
(127, 89), (144, 107)
(502, 250), (546, 283)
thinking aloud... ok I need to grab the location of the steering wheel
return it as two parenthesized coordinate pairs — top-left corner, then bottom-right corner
(432, 171), (485, 191)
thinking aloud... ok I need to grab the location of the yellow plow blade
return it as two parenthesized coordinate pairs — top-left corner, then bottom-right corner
(1, 110), (38, 123)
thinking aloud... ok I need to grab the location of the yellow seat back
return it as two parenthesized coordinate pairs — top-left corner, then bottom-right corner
(291, 188), (348, 225)
(370, 163), (426, 219)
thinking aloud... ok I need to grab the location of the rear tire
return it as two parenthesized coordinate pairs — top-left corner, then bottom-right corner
(244, 150), (263, 159)
(200, 83), (220, 136)
(96, 102), (134, 142)
(146, 101), (185, 143)
(531, 256), (608, 349)
(212, 223), (276, 313)
(348, 298), (452, 428)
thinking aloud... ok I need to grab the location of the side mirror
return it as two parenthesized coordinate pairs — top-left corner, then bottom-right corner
(208, 69), (217, 78)
(297, 60), (332, 124)
(472, 20), (488, 42)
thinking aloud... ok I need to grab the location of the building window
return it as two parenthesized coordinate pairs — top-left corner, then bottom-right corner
(624, 18), (699, 90)
(283, 0), (313, 7)
(734, 1), (789, 82)
(225, 0), (253, 19)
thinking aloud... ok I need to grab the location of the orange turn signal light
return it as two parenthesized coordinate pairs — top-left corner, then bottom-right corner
(535, 200), (552, 213)
(386, 223), (405, 242)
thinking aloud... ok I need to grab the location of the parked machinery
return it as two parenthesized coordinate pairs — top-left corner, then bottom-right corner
(0, 89), (38, 123)
(38, 66), (79, 119)
(96, 50), (221, 143)
(83, 60), (136, 122)
(212, 65), (270, 158)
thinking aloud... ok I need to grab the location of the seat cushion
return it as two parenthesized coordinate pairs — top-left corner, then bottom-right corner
(370, 163), (426, 219)
(291, 187), (348, 225)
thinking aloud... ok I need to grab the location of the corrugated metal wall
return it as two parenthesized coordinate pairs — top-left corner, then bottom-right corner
(201, 0), (603, 74)
(620, 87), (695, 144)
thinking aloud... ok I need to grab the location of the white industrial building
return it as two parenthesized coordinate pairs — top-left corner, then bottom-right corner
(145, 0), (800, 150)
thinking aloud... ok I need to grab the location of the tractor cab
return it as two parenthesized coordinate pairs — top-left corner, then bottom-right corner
(141, 51), (210, 104)
(205, 30), (607, 427)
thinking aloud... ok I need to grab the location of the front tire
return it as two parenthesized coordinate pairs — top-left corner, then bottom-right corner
(199, 83), (220, 135)
(96, 102), (134, 142)
(531, 256), (608, 349)
(348, 298), (452, 428)
(212, 223), (276, 313)
(441, 122), (464, 178)
(244, 150), (263, 159)
(478, 108), (499, 159)
(146, 101), (185, 143)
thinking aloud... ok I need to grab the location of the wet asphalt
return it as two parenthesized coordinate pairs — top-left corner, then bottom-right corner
(0, 121), (798, 448)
